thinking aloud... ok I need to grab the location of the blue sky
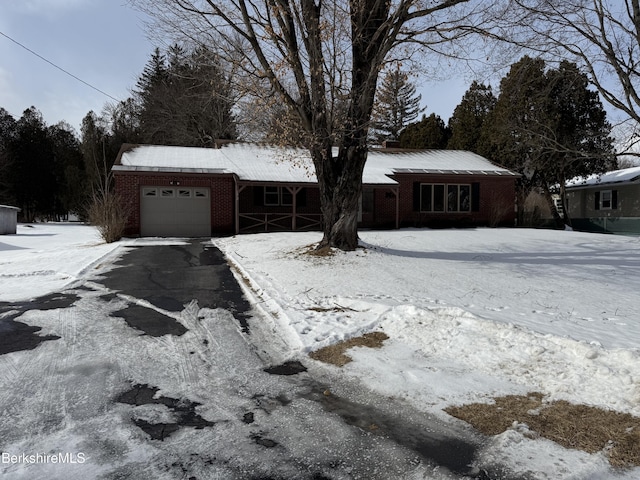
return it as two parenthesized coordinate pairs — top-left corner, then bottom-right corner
(0, 0), (471, 135)
(0, 0), (152, 132)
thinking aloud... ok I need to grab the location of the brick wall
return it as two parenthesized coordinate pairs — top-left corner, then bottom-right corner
(114, 170), (517, 236)
(114, 172), (235, 236)
(393, 173), (517, 228)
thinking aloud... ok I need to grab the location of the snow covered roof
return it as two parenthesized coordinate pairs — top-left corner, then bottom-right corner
(566, 166), (640, 189)
(113, 143), (516, 185)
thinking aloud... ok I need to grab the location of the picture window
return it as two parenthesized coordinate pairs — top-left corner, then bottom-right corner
(420, 183), (471, 213)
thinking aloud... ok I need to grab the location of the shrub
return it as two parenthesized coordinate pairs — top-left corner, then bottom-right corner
(87, 185), (130, 243)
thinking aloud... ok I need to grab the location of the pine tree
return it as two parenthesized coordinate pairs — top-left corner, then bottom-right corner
(0, 108), (17, 205)
(134, 45), (237, 146)
(447, 81), (496, 151)
(48, 122), (87, 218)
(398, 113), (450, 149)
(479, 56), (615, 226)
(370, 66), (422, 144)
(7, 108), (57, 221)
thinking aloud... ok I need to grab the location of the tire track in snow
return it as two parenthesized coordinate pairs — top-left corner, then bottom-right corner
(36, 306), (77, 434)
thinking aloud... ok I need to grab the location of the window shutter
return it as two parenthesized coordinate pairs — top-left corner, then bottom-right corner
(594, 191), (600, 210)
(413, 182), (420, 211)
(253, 186), (264, 206)
(471, 183), (480, 212)
(612, 190), (618, 209)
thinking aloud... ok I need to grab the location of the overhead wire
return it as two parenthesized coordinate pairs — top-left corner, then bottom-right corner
(0, 29), (120, 103)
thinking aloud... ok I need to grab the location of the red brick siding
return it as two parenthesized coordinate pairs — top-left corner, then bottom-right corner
(360, 187), (397, 228)
(114, 172), (235, 236)
(114, 171), (517, 235)
(393, 174), (517, 228)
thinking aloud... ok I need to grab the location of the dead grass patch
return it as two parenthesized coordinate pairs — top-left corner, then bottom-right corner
(296, 243), (336, 257)
(309, 332), (389, 367)
(445, 393), (640, 468)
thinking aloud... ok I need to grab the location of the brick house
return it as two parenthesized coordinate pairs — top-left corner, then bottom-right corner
(112, 143), (518, 237)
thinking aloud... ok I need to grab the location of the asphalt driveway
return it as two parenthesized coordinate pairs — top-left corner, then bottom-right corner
(0, 239), (500, 480)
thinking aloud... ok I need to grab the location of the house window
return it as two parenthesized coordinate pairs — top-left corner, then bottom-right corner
(420, 183), (471, 212)
(264, 186), (293, 206)
(264, 186), (280, 206)
(595, 190), (617, 210)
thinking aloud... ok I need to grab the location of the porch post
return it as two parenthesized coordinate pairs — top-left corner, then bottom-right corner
(236, 182), (246, 235)
(289, 186), (301, 231)
(394, 186), (400, 229)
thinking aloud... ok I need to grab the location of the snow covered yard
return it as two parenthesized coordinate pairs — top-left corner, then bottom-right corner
(0, 223), (120, 302)
(215, 227), (640, 478)
(2, 223), (640, 478)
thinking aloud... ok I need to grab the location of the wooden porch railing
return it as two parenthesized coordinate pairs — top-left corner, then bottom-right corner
(239, 213), (322, 233)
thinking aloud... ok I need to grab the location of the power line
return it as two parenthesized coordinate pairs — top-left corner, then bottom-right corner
(0, 30), (120, 103)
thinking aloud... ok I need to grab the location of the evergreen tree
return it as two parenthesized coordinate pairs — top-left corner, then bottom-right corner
(398, 113), (450, 149)
(6, 108), (57, 221)
(370, 66), (422, 144)
(479, 56), (615, 226)
(0, 108), (17, 205)
(447, 81), (496, 151)
(48, 122), (87, 217)
(135, 45), (237, 146)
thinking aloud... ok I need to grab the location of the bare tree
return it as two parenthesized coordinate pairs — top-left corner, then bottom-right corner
(129, 0), (487, 250)
(488, 0), (640, 154)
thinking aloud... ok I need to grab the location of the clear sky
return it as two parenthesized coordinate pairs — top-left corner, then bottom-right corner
(0, 0), (474, 137)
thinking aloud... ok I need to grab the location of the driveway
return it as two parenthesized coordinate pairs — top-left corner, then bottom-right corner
(0, 240), (500, 480)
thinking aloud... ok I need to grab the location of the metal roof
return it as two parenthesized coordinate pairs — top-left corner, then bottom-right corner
(114, 143), (515, 185)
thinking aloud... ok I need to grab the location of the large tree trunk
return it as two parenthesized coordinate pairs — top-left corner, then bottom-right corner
(314, 144), (368, 250)
(311, 0), (388, 251)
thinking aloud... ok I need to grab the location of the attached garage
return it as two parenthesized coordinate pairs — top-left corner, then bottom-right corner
(112, 143), (518, 237)
(140, 186), (211, 237)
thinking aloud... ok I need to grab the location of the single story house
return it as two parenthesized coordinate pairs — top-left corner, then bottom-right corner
(112, 142), (519, 237)
(0, 205), (20, 235)
(566, 166), (640, 235)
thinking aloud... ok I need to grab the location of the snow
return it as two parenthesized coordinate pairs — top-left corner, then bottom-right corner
(214, 227), (640, 479)
(0, 223), (121, 302)
(567, 165), (640, 188)
(2, 223), (640, 478)
(115, 143), (514, 185)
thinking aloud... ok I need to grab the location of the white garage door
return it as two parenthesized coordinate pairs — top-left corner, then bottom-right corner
(140, 187), (211, 237)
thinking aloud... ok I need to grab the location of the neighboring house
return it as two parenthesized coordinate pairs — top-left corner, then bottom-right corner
(0, 205), (20, 235)
(112, 143), (518, 237)
(566, 166), (640, 235)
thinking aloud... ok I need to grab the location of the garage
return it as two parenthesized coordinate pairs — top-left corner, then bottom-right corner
(140, 186), (211, 237)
